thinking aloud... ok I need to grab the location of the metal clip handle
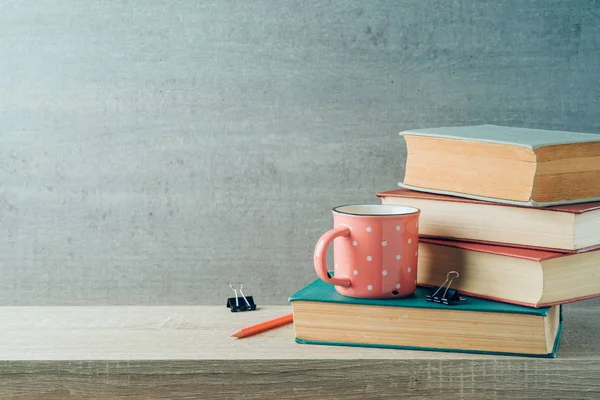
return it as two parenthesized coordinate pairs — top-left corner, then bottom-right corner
(229, 282), (251, 308)
(430, 271), (459, 300)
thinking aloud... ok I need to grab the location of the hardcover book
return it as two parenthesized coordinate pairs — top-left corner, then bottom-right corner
(377, 188), (600, 252)
(289, 278), (562, 357)
(399, 124), (600, 206)
(417, 238), (600, 307)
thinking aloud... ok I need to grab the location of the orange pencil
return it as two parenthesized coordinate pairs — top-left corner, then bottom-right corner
(231, 313), (294, 338)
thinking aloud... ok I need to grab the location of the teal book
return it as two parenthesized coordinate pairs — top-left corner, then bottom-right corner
(399, 124), (600, 207)
(289, 278), (563, 358)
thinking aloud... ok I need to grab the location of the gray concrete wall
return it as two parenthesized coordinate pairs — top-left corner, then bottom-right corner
(0, 0), (599, 306)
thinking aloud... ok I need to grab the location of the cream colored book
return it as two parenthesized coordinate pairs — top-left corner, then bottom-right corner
(377, 188), (600, 252)
(417, 238), (600, 308)
(399, 124), (600, 206)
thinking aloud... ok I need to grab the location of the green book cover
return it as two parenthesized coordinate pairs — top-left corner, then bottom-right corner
(289, 278), (563, 358)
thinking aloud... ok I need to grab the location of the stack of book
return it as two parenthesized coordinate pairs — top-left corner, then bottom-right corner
(289, 125), (600, 357)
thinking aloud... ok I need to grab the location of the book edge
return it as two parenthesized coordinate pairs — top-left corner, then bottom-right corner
(291, 303), (563, 358)
(294, 306), (564, 358)
(294, 329), (560, 358)
(376, 189), (600, 214)
(397, 181), (600, 207)
(417, 234), (580, 254)
(419, 238), (565, 261)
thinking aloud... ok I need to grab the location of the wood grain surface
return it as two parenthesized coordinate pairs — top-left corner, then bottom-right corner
(1, 359), (599, 400)
(0, 306), (598, 399)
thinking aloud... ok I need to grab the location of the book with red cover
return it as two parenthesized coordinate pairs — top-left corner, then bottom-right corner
(378, 188), (600, 253)
(417, 238), (600, 307)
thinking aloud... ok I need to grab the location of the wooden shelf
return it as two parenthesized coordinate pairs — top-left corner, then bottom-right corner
(0, 306), (598, 399)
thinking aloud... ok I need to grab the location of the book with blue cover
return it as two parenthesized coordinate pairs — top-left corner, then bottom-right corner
(289, 278), (562, 357)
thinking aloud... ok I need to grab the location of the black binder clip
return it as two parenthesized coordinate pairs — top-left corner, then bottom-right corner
(425, 271), (463, 305)
(226, 282), (257, 312)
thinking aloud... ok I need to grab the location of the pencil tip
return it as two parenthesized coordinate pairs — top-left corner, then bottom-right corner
(231, 332), (241, 338)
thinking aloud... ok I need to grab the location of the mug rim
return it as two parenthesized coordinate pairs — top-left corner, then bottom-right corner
(332, 204), (420, 217)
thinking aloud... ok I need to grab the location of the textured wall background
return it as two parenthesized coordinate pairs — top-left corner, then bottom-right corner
(1, 0), (599, 305)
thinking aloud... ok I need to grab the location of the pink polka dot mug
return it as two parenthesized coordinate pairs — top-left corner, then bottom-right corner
(314, 204), (420, 299)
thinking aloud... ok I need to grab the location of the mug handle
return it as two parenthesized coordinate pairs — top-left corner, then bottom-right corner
(313, 225), (351, 288)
